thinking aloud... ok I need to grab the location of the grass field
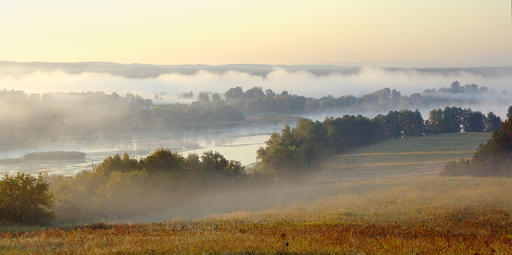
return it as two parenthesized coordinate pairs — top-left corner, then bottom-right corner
(4, 132), (512, 254)
(319, 132), (491, 179)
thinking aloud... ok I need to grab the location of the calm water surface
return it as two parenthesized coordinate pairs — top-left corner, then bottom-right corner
(0, 126), (278, 176)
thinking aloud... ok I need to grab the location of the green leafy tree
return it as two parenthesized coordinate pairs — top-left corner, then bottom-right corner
(256, 126), (301, 174)
(244, 87), (265, 99)
(381, 111), (402, 138)
(140, 149), (185, 173)
(184, 153), (202, 172)
(224, 87), (244, 101)
(400, 110), (426, 137)
(427, 107), (464, 133)
(0, 173), (54, 225)
(201, 151), (229, 171)
(292, 118), (329, 164)
(484, 112), (502, 132)
(94, 153), (139, 175)
(324, 115), (383, 152)
(462, 110), (484, 133)
(201, 151), (245, 176)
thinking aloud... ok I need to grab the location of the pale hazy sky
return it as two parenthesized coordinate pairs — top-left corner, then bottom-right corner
(1, 0), (511, 66)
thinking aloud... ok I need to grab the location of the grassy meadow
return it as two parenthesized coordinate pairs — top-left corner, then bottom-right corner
(4, 132), (512, 254)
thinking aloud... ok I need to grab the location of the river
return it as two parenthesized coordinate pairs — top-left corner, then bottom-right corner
(0, 125), (281, 176)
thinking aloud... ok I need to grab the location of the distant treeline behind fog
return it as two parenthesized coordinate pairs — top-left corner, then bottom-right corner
(0, 81), (509, 149)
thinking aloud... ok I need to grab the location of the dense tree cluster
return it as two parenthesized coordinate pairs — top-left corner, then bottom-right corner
(49, 149), (246, 223)
(255, 108), (501, 175)
(93, 149), (244, 177)
(426, 107), (501, 134)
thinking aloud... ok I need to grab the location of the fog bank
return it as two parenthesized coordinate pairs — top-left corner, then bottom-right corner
(0, 64), (511, 103)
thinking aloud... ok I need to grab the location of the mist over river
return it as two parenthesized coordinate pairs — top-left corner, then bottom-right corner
(0, 125), (277, 176)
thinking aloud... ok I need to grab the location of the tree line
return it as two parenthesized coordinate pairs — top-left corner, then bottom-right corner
(215, 81), (507, 115)
(254, 107), (503, 175)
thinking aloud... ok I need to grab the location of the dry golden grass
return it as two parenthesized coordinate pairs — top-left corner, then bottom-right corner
(2, 214), (512, 255)
(2, 176), (512, 254)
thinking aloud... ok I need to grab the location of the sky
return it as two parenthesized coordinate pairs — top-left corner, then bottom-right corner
(1, 0), (511, 66)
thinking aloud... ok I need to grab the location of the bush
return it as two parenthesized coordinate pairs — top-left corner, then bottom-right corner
(0, 173), (54, 225)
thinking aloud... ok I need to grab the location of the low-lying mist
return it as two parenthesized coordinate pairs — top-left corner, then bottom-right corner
(1, 64), (512, 102)
(46, 155), (409, 224)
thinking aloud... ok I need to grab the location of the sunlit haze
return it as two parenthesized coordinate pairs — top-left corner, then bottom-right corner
(1, 0), (511, 66)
